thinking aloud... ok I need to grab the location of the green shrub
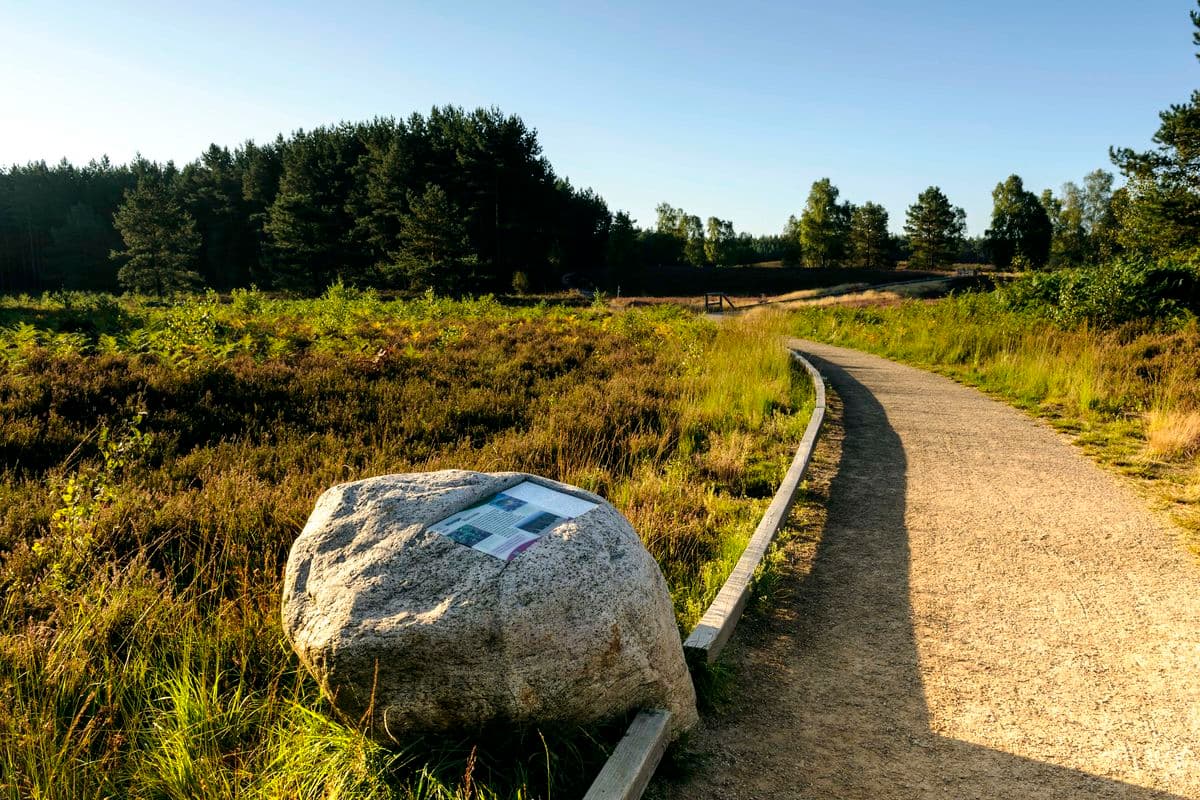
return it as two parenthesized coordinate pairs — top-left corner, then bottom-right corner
(1000, 258), (1200, 326)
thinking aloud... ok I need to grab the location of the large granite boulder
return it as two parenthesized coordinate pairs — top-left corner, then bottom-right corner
(282, 469), (697, 740)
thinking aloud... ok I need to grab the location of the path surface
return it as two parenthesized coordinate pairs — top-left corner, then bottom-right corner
(654, 340), (1200, 799)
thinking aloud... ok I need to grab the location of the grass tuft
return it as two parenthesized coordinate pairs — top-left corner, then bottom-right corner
(1145, 409), (1200, 461)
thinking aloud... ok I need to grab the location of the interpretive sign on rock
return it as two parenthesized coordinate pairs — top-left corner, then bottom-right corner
(428, 480), (598, 561)
(282, 469), (698, 741)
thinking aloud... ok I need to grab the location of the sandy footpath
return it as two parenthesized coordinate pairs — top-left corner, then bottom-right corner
(652, 340), (1200, 799)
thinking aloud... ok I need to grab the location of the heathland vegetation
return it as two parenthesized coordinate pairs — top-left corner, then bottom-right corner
(0, 290), (810, 798)
(4, 4), (1200, 800)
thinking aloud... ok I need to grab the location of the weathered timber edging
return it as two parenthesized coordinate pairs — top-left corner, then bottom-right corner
(581, 710), (673, 800)
(583, 347), (828, 800)
(682, 349), (827, 663)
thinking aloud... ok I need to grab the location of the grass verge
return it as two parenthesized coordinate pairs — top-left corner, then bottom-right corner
(788, 293), (1200, 548)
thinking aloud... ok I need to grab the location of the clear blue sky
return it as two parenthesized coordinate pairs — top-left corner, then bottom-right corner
(2, 0), (1196, 235)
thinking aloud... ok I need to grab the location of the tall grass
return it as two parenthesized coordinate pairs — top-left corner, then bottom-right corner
(790, 293), (1200, 539)
(793, 293), (1200, 419)
(1146, 410), (1200, 461)
(0, 292), (810, 799)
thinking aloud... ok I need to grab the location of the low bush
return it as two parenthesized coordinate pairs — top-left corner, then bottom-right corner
(1000, 258), (1200, 326)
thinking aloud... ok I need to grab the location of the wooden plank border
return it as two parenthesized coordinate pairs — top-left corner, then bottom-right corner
(682, 349), (827, 663)
(583, 347), (827, 799)
(581, 710), (673, 800)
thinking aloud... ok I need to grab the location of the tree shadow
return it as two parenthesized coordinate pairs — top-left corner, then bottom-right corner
(669, 353), (1189, 799)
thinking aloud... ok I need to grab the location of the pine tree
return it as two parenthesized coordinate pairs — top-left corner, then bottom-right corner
(848, 202), (891, 268)
(179, 144), (254, 289)
(238, 138), (283, 284)
(110, 179), (202, 296)
(606, 211), (641, 291)
(263, 127), (364, 291)
(904, 187), (966, 270)
(354, 134), (411, 267)
(389, 183), (475, 292)
(47, 203), (118, 289)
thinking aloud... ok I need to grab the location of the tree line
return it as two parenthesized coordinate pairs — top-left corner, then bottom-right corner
(978, 1), (1200, 272)
(0, 108), (616, 296)
(754, 173), (1120, 273)
(5, 0), (1200, 301)
(639, 0), (1200, 278)
(598, 167), (1122, 280)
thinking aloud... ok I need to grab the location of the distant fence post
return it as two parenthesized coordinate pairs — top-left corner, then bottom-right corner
(704, 292), (736, 313)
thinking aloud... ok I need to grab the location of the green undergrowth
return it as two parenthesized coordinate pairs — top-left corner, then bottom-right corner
(0, 290), (811, 799)
(789, 293), (1200, 544)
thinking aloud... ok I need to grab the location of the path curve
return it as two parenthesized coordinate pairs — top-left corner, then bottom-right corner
(655, 340), (1200, 799)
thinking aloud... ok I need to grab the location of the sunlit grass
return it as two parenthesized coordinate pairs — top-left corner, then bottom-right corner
(790, 293), (1200, 542)
(0, 292), (811, 799)
(1146, 409), (1200, 461)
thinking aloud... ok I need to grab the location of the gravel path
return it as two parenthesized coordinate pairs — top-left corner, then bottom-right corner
(654, 340), (1200, 799)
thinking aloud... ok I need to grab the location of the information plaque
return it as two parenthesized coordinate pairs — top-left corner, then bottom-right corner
(428, 480), (598, 560)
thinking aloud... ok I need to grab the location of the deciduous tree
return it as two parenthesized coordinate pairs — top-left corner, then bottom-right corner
(704, 216), (737, 266)
(799, 178), (851, 267)
(986, 175), (1052, 269)
(1041, 184), (1089, 267)
(681, 214), (707, 267)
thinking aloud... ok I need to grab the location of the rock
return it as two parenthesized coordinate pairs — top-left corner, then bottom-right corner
(282, 469), (698, 740)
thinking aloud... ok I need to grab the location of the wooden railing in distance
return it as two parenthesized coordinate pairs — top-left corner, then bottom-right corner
(583, 348), (828, 799)
(703, 292), (737, 313)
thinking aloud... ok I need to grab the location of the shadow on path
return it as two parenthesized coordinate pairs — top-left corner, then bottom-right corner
(659, 353), (1189, 799)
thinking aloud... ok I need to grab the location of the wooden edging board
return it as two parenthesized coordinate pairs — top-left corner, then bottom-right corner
(581, 710), (673, 800)
(682, 349), (827, 663)
(582, 347), (828, 800)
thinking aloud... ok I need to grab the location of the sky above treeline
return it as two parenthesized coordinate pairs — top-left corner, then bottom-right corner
(2, 0), (1196, 236)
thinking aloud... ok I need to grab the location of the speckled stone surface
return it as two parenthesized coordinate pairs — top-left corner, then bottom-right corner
(283, 469), (697, 740)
